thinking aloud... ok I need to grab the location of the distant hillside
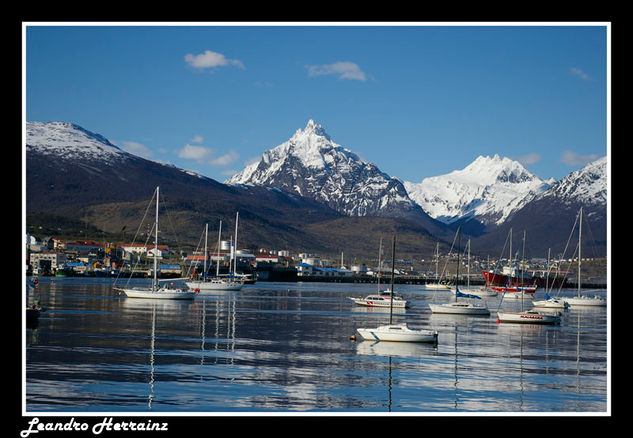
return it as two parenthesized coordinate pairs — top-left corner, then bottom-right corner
(25, 122), (449, 260)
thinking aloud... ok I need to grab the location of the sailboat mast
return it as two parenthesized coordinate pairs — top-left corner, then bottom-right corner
(216, 220), (222, 277)
(234, 212), (239, 278)
(578, 207), (583, 298)
(467, 238), (470, 289)
(455, 226), (460, 302)
(389, 234), (396, 325)
(203, 223), (208, 279)
(377, 237), (383, 293)
(521, 230), (526, 310)
(153, 186), (159, 292)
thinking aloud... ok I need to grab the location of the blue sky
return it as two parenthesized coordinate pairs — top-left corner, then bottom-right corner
(24, 23), (608, 183)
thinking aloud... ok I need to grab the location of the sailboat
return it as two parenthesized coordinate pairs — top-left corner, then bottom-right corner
(428, 227), (490, 316)
(115, 187), (196, 300)
(185, 219), (243, 292)
(566, 207), (606, 307)
(426, 242), (451, 290)
(497, 231), (561, 324)
(533, 248), (569, 309)
(349, 237), (407, 308)
(356, 235), (438, 343)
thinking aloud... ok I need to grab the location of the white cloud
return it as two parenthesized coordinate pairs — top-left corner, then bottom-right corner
(516, 153), (541, 166)
(570, 67), (590, 81)
(306, 61), (367, 81)
(178, 144), (213, 161)
(184, 50), (245, 70)
(560, 150), (599, 166)
(210, 151), (239, 166)
(190, 135), (204, 144)
(177, 143), (239, 167)
(120, 141), (154, 159)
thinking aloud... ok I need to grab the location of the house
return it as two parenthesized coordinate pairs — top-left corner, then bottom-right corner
(29, 251), (67, 273)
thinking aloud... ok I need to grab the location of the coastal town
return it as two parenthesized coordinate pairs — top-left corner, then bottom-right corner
(25, 233), (607, 288)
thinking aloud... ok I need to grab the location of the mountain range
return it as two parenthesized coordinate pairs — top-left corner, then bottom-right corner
(25, 120), (608, 259)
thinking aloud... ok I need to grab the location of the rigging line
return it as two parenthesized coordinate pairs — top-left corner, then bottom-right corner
(113, 189), (157, 288)
(185, 227), (207, 279)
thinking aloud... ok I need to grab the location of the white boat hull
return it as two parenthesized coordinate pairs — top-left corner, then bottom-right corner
(566, 296), (606, 307)
(186, 280), (243, 291)
(428, 302), (490, 315)
(118, 287), (196, 300)
(349, 297), (407, 308)
(532, 298), (568, 309)
(470, 288), (498, 297)
(497, 310), (561, 324)
(501, 292), (535, 299)
(356, 324), (438, 343)
(425, 283), (451, 290)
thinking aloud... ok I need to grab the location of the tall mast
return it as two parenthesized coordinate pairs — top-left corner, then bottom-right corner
(153, 186), (159, 292)
(377, 237), (383, 293)
(216, 220), (222, 277)
(203, 223), (208, 279)
(467, 238), (471, 289)
(389, 234), (396, 325)
(521, 230), (526, 310)
(455, 226), (461, 302)
(578, 207), (583, 298)
(234, 212), (239, 278)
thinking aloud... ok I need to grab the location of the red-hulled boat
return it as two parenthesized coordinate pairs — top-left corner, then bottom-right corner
(483, 269), (566, 289)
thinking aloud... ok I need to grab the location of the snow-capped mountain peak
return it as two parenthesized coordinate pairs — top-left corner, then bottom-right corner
(26, 121), (128, 163)
(226, 120), (427, 221)
(404, 155), (554, 226)
(537, 155), (606, 205)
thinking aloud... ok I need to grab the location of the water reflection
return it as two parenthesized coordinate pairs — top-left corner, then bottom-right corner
(24, 278), (607, 413)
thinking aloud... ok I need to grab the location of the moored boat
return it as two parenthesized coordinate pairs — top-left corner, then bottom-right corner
(356, 323), (438, 343)
(349, 290), (407, 308)
(114, 187), (195, 300)
(497, 309), (561, 324)
(355, 235), (438, 343)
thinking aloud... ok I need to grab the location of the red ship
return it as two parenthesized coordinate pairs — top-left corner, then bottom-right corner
(483, 268), (567, 289)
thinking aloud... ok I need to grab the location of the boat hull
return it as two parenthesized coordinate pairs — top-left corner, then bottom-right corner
(566, 296), (606, 307)
(425, 283), (451, 290)
(356, 324), (438, 343)
(118, 287), (196, 300)
(428, 303), (490, 315)
(497, 311), (561, 324)
(532, 298), (569, 309)
(349, 297), (407, 308)
(186, 280), (243, 291)
(484, 270), (566, 288)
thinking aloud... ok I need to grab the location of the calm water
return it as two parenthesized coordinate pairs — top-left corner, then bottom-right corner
(24, 277), (608, 414)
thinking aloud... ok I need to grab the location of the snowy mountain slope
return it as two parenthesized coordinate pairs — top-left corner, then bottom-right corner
(26, 121), (130, 162)
(473, 155), (607, 256)
(536, 155), (607, 206)
(404, 155), (555, 226)
(226, 120), (442, 228)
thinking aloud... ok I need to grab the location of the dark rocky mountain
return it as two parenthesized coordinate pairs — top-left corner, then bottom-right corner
(226, 119), (450, 238)
(25, 122), (444, 259)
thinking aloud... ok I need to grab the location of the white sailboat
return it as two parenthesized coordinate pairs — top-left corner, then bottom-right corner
(185, 219), (243, 292)
(566, 207), (606, 307)
(356, 235), (438, 343)
(497, 231), (561, 324)
(532, 248), (569, 309)
(426, 242), (451, 289)
(116, 187), (196, 300)
(428, 227), (490, 316)
(349, 237), (408, 308)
